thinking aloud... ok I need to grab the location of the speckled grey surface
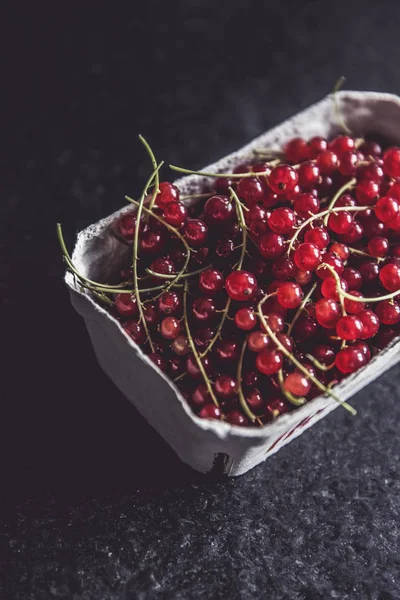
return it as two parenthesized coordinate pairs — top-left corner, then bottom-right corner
(3, 2), (400, 598)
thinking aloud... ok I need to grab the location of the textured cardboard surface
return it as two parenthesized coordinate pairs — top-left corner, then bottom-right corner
(67, 91), (400, 476)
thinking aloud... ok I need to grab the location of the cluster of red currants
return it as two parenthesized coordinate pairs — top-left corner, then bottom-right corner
(107, 135), (400, 426)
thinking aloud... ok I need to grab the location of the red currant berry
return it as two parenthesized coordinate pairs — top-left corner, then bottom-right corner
(260, 186), (279, 208)
(298, 162), (320, 189)
(199, 404), (221, 420)
(321, 275), (348, 301)
(204, 195), (233, 224)
(192, 297), (216, 322)
(387, 182), (400, 202)
(344, 291), (364, 314)
(160, 316), (181, 339)
(284, 137), (310, 163)
(276, 333), (294, 353)
(140, 229), (166, 254)
(358, 162), (384, 183)
(342, 267), (362, 290)
(261, 312), (285, 333)
(118, 212), (137, 241)
(268, 165), (298, 194)
(268, 207), (296, 234)
(358, 310), (380, 338)
(149, 257), (175, 279)
(215, 375), (237, 399)
(292, 315), (319, 341)
(328, 211), (353, 234)
(375, 196), (399, 222)
(317, 150), (339, 175)
(148, 353), (166, 372)
(359, 140), (382, 158)
(144, 303), (160, 327)
(256, 349), (283, 375)
(225, 270), (258, 301)
(309, 136), (328, 157)
(156, 182), (180, 208)
(336, 315), (364, 340)
(213, 177), (234, 195)
(186, 354), (212, 378)
(359, 260), (380, 286)
(379, 263), (400, 292)
(237, 177), (265, 206)
(294, 242), (321, 271)
(335, 346), (365, 374)
(338, 151), (358, 176)
(158, 291), (181, 315)
(335, 193), (357, 208)
(259, 232), (285, 259)
(375, 301), (400, 325)
(215, 338), (240, 362)
(304, 227), (330, 250)
(164, 201), (187, 227)
(383, 147), (400, 178)
(277, 282), (304, 309)
(294, 193), (320, 218)
(244, 204), (267, 226)
(235, 307), (257, 331)
(272, 257), (295, 280)
(225, 411), (249, 426)
(330, 135), (355, 155)
(355, 180), (380, 206)
(315, 298), (340, 328)
(266, 398), (290, 420)
(311, 344), (335, 365)
(294, 268), (313, 285)
(199, 268), (224, 295)
(115, 293), (138, 318)
(123, 321), (146, 344)
(185, 219), (208, 247)
(248, 331), (270, 352)
(284, 372), (311, 396)
(172, 334), (189, 355)
(317, 252), (344, 279)
(367, 236), (389, 258)
(330, 242), (350, 261)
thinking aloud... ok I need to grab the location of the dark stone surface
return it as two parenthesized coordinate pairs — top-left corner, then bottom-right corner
(2, 2), (400, 598)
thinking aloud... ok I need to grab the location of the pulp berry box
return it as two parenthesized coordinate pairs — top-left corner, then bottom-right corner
(66, 91), (400, 477)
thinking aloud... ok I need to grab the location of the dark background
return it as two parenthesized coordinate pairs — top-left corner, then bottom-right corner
(2, 2), (400, 598)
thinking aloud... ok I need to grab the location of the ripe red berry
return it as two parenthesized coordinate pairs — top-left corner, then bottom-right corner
(338, 151), (358, 176)
(375, 196), (399, 222)
(259, 232), (285, 259)
(199, 404), (221, 420)
(204, 195), (233, 224)
(149, 257), (175, 279)
(335, 346), (365, 374)
(235, 307), (257, 330)
(225, 270), (258, 301)
(148, 353), (166, 372)
(294, 193), (320, 218)
(358, 310), (380, 338)
(344, 291), (364, 314)
(317, 253), (344, 280)
(317, 150), (339, 175)
(355, 180), (380, 206)
(123, 321), (146, 345)
(284, 137), (310, 163)
(272, 257), (295, 280)
(172, 334), (189, 355)
(375, 301), (400, 325)
(311, 344), (335, 365)
(248, 330), (270, 352)
(256, 349), (283, 375)
(237, 177), (265, 205)
(359, 260), (380, 286)
(315, 298), (340, 328)
(115, 293), (138, 318)
(158, 291), (181, 315)
(215, 338), (240, 362)
(342, 267), (362, 290)
(309, 136), (328, 157)
(156, 182), (180, 208)
(199, 268), (224, 295)
(215, 375), (237, 399)
(225, 411), (249, 426)
(160, 316), (181, 339)
(382, 147), (400, 178)
(185, 219), (208, 247)
(140, 228), (166, 254)
(335, 193), (357, 208)
(262, 312), (285, 333)
(330, 242), (349, 261)
(277, 282), (304, 309)
(213, 177), (234, 195)
(328, 211), (353, 234)
(336, 315), (364, 340)
(268, 207), (296, 234)
(164, 201), (187, 227)
(330, 135), (355, 156)
(321, 275), (348, 301)
(268, 165), (298, 194)
(367, 236), (388, 258)
(298, 162), (320, 189)
(294, 242), (321, 271)
(118, 212), (137, 240)
(192, 297), (216, 322)
(284, 372), (311, 396)
(379, 263), (400, 292)
(304, 227), (330, 249)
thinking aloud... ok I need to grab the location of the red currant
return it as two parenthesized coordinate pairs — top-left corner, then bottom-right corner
(259, 232), (285, 259)
(225, 270), (258, 301)
(277, 282), (304, 309)
(315, 298), (340, 328)
(304, 227), (330, 250)
(294, 242), (321, 271)
(375, 196), (399, 222)
(256, 349), (283, 375)
(185, 219), (208, 247)
(248, 330), (270, 352)
(156, 182), (180, 208)
(115, 293), (138, 318)
(284, 372), (311, 396)
(268, 165), (298, 194)
(268, 207), (296, 234)
(164, 201), (187, 227)
(294, 193), (320, 218)
(204, 195), (233, 224)
(383, 147), (400, 178)
(336, 315), (364, 340)
(235, 307), (257, 330)
(160, 316), (181, 339)
(298, 162), (320, 189)
(367, 236), (389, 258)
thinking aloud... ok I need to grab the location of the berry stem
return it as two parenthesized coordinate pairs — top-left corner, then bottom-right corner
(183, 280), (220, 410)
(139, 135), (160, 213)
(332, 76), (352, 135)
(169, 164), (272, 180)
(319, 263), (346, 315)
(145, 264), (210, 280)
(237, 339), (262, 424)
(348, 246), (384, 263)
(125, 195), (191, 295)
(287, 282), (317, 335)
(305, 354), (335, 372)
(323, 178), (357, 226)
(257, 293), (357, 415)
(287, 205), (370, 256)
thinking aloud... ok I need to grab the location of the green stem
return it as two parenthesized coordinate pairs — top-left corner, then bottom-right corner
(183, 281), (220, 409)
(323, 178), (357, 226)
(237, 339), (260, 423)
(169, 164), (270, 180)
(287, 283), (317, 336)
(305, 354), (335, 372)
(257, 294), (357, 415)
(348, 246), (384, 263)
(145, 264), (210, 280)
(139, 135), (160, 212)
(332, 76), (352, 135)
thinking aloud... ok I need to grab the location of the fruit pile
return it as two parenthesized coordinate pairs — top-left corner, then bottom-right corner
(59, 133), (400, 427)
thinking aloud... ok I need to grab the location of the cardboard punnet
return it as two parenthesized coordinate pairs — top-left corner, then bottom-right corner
(66, 91), (400, 476)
